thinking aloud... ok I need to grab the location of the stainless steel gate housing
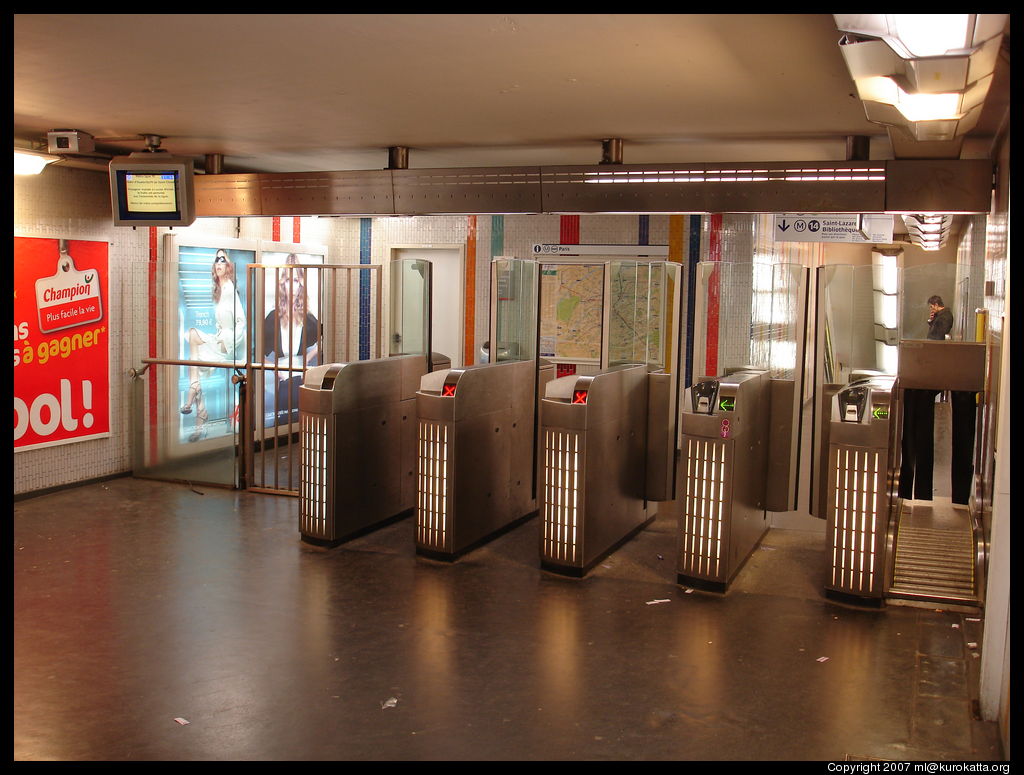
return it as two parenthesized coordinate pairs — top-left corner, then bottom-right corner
(414, 359), (553, 560)
(298, 352), (449, 545)
(823, 375), (899, 602)
(539, 364), (662, 576)
(677, 369), (771, 591)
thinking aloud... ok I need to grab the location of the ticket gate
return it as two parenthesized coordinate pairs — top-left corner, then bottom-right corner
(298, 352), (450, 546)
(822, 375), (899, 603)
(822, 342), (987, 606)
(538, 364), (677, 576)
(414, 358), (555, 561)
(676, 368), (772, 591)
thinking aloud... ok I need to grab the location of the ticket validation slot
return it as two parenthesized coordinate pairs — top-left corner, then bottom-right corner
(298, 352), (450, 546)
(539, 364), (674, 576)
(677, 368), (771, 591)
(823, 375), (898, 603)
(415, 358), (554, 561)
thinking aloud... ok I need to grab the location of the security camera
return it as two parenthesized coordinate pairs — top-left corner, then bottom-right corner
(47, 130), (96, 154)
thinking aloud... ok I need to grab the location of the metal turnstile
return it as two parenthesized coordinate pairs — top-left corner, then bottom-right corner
(539, 364), (676, 576)
(298, 352), (450, 546)
(677, 368), (772, 591)
(823, 375), (898, 603)
(414, 358), (554, 560)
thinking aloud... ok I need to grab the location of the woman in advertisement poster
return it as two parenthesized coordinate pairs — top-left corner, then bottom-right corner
(180, 249), (246, 441)
(263, 254), (320, 426)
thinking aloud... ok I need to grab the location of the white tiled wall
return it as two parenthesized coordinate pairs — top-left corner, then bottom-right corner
(13, 166), (240, 495)
(15, 187), (678, 495)
(16, 166), (983, 499)
(15, 166), (142, 494)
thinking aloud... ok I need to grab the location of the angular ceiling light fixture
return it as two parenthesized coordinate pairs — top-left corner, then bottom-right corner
(14, 147), (61, 175)
(902, 213), (954, 250)
(834, 14), (1008, 141)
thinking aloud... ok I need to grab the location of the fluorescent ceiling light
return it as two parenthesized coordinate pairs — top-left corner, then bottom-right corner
(834, 14), (1007, 141)
(902, 214), (954, 251)
(889, 14), (971, 57)
(14, 148), (61, 175)
(893, 89), (963, 122)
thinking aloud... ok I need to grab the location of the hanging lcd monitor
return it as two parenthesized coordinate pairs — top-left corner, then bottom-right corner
(108, 152), (196, 227)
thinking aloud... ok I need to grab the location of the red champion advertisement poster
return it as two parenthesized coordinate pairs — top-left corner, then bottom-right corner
(14, 236), (110, 451)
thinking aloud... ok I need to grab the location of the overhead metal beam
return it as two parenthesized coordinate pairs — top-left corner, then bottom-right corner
(194, 159), (994, 217)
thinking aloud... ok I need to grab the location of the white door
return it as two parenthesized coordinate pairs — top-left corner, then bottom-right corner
(393, 247), (464, 368)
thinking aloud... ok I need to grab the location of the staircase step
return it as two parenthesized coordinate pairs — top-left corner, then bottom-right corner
(889, 522), (976, 603)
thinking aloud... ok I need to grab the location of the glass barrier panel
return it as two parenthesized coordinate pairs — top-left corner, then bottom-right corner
(900, 262), (960, 341)
(132, 362), (241, 487)
(767, 263), (807, 381)
(537, 262), (604, 372)
(693, 261), (749, 378)
(607, 261), (674, 370)
(663, 262), (682, 375)
(692, 260), (804, 380)
(816, 263), (897, 383)
(490, 258), (539, 362)
(390, 258), (431, 356)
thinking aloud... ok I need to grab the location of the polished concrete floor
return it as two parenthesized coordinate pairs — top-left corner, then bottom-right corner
(13, 476), (1004, 761)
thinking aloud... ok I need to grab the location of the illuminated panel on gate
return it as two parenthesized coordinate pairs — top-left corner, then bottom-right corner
(299, 413), (330, 538)
(571, 390), (589, 405)
(441, 383), (457, 397)
(680, 437), (727, 580)
(417, 420), (449, 550)
(829, 448), (881, 594)
(542, 429), (580, 564)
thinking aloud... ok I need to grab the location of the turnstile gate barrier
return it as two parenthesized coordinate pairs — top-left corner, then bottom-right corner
(414, 358), (554, 560)
(677, 368), (771, 591)
(539, 364), (675, 576)
(823, 375), (899, 602)
(298, 352), (450, 546)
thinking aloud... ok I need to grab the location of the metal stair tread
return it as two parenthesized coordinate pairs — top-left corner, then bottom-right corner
(896, 535), (973, 546)
(888, 582), (978, 597)
(897, 555), (973, 565)
(892, 575), (974, 591)
(894, 556), (974, 571)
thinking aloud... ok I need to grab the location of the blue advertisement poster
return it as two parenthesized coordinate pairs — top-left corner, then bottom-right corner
(176, 244), (256, 445)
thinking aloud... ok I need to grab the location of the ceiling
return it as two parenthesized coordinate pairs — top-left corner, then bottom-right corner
(13, 14), (1010, 175)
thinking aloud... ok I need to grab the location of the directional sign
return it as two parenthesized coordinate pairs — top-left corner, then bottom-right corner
(532, 244), (669, 256)
(774, 214), (893, 244)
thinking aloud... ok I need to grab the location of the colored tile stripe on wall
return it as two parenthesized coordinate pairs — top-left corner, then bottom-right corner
(359, 218), (371, 360)
(668, 215), (684, 263)
(560, 215), (580, 244)
(491, 215), (504, 257)
(489, 215), (504, 361)
(638, 214), (650, 246)
(705, 213), (723, 377)
(686, 214), (702, 387)
(465, 216), (478, 367)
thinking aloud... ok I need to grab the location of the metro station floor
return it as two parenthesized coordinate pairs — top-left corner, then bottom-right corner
(13, 476), (1004, 762)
